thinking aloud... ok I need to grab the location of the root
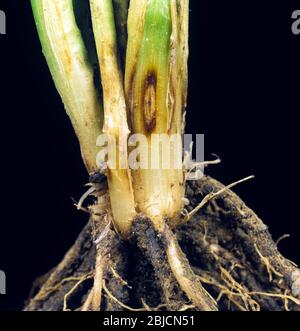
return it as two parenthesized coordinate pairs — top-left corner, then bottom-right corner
(91, 253), (106, 311)
(24, 221), (95, 311)
(36, 275), (90, 302)
(198, 176), (300, 285)
(184, 153), (222, 181)
(102, 239), (130, 311)
(63, 273), (93, 311)
(131, 217), (185, 310)
(254, 244), (283, 282)
(198, 273), (250, 311)
(80, 192), (113, 311)
(185, 175), (255, 221)
(141, 299), (152, 311)
(24, 175), (300, 311)
(81, 289), (94, 311)
(178, 304), (196, 311)
(248, 291), (300, 308)
(110, 266), (131, 289)
(102, 280), (145, 311)
(276, 234), (291, 246)
(77, 186), (96, 211)
(132, 216), (218, 311)
(163, 225), (218, 311)
(177, 175), (300, 310)
(219, 267), (260, 311)
(193, 266), (260, 311)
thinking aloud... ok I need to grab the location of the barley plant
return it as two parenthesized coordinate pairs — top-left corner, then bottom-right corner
(26, 0), (300, 311)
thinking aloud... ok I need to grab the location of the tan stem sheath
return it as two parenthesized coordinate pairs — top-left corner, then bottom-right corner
(125, 0), (189, 228)
(90, 0), (136, 237)
(31, 0), (103, 173)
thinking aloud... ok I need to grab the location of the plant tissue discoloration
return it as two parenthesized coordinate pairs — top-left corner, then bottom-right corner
(142, 71), (157, 133)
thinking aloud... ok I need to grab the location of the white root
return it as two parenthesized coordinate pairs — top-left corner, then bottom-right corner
(185, 175), (255, 221)
(77, 186), (96, 211)
(184, 148), (222, 182)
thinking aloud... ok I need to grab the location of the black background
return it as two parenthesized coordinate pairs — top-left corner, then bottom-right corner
(0, 0), (300, 311)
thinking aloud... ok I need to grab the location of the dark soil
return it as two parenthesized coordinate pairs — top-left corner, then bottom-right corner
(24, 176), (300, 311)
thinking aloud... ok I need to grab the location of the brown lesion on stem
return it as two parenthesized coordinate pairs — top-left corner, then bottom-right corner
(142, 70), (157, 133)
